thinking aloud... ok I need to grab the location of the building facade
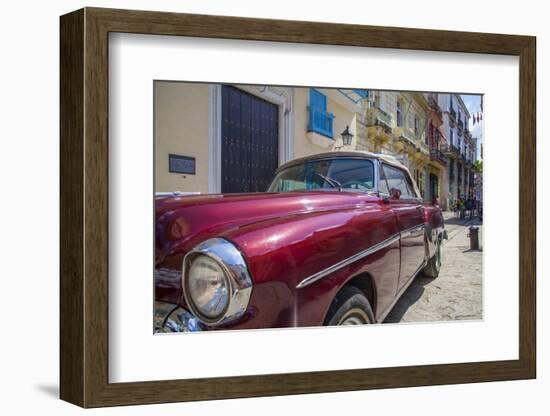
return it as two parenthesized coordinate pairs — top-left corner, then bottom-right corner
(439, 93), (477, 206)
(155, 82), (365, 194)
(424, 92), (449, 209)
(155, 82), (479, 211)
(361, 90), (445, 206)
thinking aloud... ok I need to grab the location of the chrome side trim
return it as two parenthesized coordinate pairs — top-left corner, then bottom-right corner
(400, 223), (426, 239)
(296, 233), (400, 289)
(182, 238), (253, 326)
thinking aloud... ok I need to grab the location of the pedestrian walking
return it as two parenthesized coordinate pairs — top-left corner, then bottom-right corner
(458, 197), (465, 219)
(466, 197), (474, 220)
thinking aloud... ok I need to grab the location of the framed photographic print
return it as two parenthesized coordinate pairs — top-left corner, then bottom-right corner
(60, 7), (536, 408)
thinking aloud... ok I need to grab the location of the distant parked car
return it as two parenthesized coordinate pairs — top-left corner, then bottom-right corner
(155, 151), (447, 332)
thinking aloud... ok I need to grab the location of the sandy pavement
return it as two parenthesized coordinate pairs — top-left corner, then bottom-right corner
(385, 214), (483, 323)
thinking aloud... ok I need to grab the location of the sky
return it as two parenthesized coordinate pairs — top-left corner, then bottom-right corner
(460, 94), (483, 140)
(460, 94), (483, 159)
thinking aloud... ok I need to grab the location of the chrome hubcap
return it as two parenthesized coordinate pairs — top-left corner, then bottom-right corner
(338, 308), (370, 325)
(341, 316), (364, 325)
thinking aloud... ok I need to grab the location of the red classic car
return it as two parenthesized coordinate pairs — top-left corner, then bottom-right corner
(154, 151), (447, 332)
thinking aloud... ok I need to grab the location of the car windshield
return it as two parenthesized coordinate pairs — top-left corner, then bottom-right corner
(267, 158), (375, 192)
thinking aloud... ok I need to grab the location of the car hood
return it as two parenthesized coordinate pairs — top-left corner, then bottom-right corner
(155, 191), (378, 262)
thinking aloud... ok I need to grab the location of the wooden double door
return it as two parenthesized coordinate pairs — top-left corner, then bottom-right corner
(221, 86), (279, 193)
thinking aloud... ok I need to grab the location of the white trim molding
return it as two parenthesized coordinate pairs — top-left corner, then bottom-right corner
(208, 84), (294, 193)
(207, 84), (222, 194)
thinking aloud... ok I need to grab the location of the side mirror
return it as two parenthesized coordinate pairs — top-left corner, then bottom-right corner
(389, 188), (401, 200)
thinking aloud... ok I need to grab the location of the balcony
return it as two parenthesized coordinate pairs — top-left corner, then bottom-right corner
(446, 143), (460, 156)
(428, 94), (440, 110)
(410, 139), (430, 164)
(393, 126), (416, 147)
(365, 107), (392, 130)
(427, 95), (443, 121)
(307, 106), (335, 138)
(430, 148), (449, 166)
(418, 141), (429, 154)
(449, 107), (456, 120)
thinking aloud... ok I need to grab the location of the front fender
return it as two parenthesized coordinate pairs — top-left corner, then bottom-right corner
(223, 205), (400, 327)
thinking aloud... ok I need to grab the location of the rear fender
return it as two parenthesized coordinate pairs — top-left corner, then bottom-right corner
(423, 206), (446, 259)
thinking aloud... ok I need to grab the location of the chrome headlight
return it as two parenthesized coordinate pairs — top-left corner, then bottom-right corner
(182, 238), (253, 326)
(187, 255), (229, 319)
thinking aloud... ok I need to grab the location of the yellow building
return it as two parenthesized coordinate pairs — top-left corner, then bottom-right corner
(361, 91), (432, 202)
(154, 82), (366, 194)
(424, 92), (449, 209)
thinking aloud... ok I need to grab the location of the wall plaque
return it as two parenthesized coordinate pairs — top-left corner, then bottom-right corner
(169, 154), (196, 174)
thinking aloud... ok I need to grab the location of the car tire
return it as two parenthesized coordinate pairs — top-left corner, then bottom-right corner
(324, 286), (375, 326)
(423, 235), (442, 278)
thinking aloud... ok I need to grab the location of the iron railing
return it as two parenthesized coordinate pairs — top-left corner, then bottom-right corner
(430, 148), (449, 165)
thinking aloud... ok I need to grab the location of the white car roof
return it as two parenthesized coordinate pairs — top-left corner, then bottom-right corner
(277, 151), (421, 198)
(278, 150), (409, 173)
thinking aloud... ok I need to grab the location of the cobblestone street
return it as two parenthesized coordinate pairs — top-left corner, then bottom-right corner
(385, 213), (483, 323)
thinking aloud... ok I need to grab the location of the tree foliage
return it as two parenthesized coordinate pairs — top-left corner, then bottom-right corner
(473, 159), (483, 173)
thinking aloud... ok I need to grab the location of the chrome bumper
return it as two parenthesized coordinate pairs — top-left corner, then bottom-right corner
(154, 301), (204, 333)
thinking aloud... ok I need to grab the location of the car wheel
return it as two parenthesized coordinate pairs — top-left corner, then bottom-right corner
(324, 286), (375, 326)
(423, 235), (442, 278)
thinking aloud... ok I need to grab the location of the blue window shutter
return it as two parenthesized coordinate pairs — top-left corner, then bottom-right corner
(310, 88), (327, 110)
(308, 88), (334, 138)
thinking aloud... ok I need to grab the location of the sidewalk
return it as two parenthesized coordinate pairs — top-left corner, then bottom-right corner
(385, 215), (483, 323)
(442, 210), (479, 222)
(443, 210), (455, 221)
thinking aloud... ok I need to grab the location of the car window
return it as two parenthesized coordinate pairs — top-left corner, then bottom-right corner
(268, 158), (375, 192)
(379, 164), (390, 195)
(381, 164), (414, 199)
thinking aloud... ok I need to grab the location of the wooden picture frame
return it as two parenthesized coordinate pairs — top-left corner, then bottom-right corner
(60, 7), (536, 408)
